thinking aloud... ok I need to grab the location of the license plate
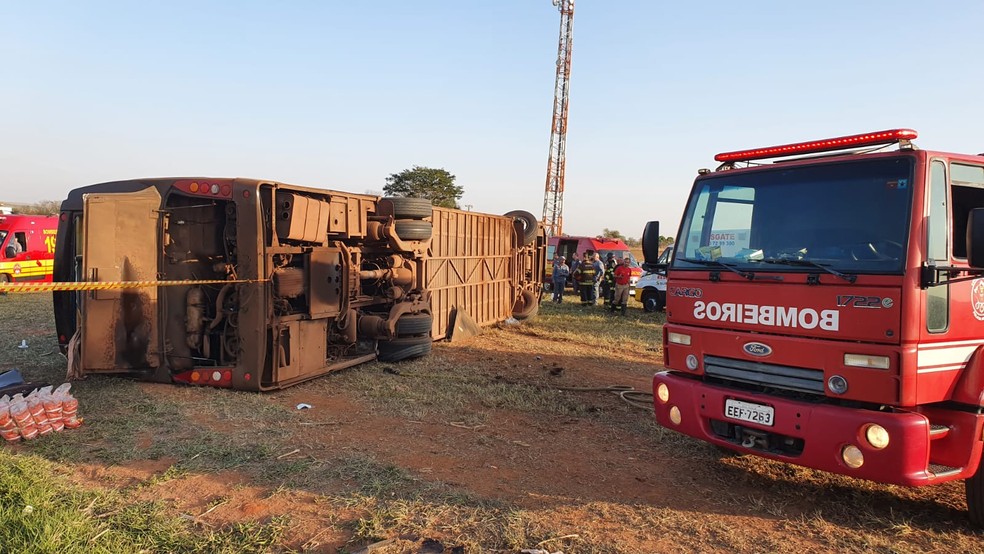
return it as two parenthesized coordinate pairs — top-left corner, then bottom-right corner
(724, 399), (775, 427)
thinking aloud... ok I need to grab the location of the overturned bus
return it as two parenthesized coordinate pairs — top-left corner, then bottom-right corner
(52, 178), (543, 390)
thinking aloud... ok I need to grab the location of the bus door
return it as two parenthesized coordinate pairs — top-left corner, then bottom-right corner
(81, 187), (162, 373)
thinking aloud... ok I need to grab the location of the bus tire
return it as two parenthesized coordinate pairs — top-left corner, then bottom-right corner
(512, 289), (539, 320)
(380, 197), (433, 220)
(394, 220), (432, 241)
(967, 451), (984, 528)
(377, 336), (432, 362)
(395, 313), (433, 337)
(505, 210), (539, 246)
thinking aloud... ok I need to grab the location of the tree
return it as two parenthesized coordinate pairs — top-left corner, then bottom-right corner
(383, 166), (463, 209)
(601, 228), (626, 241)
(12, 200), (60, 215)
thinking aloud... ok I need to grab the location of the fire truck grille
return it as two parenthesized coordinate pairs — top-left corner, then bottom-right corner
(703, 355), (825, 395)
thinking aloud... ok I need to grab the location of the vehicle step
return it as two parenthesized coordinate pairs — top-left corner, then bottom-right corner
(929, 424), (950, 439)
(928, 463), (962, 479)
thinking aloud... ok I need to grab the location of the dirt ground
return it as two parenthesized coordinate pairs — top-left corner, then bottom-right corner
(3, 294), (984, 553)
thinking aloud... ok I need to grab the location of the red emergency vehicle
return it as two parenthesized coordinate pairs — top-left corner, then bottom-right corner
(0, 214), (58, 284)
(642, 129), (984, 525)
(546, 235), (642, 288)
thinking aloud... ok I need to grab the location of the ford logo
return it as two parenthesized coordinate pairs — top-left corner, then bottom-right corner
(743, 342), (772, 357)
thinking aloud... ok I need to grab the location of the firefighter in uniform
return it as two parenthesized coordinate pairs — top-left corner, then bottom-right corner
(574, 251), (598, 306)
(601, 252), (617, 306)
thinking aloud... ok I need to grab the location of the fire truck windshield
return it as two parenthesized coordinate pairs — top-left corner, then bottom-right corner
(674, 157), (913, 274)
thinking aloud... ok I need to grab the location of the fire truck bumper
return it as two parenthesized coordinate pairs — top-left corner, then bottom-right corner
(652, 371), (984, 486)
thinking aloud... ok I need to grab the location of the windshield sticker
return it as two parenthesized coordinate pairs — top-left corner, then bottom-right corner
(972, 279), (984, 321)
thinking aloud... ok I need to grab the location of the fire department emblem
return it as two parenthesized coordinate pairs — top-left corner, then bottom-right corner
(973, 279), (984, 321)
(12, 264), (20, 275)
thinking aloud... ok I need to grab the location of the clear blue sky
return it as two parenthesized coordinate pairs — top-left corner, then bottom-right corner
(2, 1), (982, 238)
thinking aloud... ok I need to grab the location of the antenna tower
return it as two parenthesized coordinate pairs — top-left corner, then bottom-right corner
(542, 0), (574, 237)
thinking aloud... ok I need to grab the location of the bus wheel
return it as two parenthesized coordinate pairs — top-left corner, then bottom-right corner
(967, 450), (984, 528)
(394, 313), (433, 337)
(380, 197), (433, 220)
(394, 220), (433, 241)
(505, 210), (539, 246)
(378, 336), (432, 362)
(512, 289), (539, 320)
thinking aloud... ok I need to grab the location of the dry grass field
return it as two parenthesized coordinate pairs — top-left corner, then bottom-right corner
(1, 292), (983, 553)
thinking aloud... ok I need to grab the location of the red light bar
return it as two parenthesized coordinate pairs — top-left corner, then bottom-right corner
(714, 129), (918, 163)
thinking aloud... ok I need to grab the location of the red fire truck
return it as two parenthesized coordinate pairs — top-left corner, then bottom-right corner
(641, 129), (984, 525)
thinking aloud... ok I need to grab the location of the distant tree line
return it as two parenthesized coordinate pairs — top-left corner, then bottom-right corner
(10, 200), (60, 215)
(601, 228), (674, 249)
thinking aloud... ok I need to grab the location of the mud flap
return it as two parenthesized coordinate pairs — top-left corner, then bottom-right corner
(447, 307), (481, 343)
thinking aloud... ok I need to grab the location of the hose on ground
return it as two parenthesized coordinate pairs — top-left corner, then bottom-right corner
(554, 385), (654, 410)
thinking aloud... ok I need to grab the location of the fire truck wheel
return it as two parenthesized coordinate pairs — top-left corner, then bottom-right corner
(967, 453), (984, 528)
(394, 220), (432, 241)
(505, 210), (539, 246)
(512, 289), (539, 320)
(395, 313), (433, 337)
(377, 335), (432, 362)
(0, 274), (8, 284)
(380, 197), (433, 220)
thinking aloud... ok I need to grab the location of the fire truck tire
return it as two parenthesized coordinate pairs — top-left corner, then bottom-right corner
(512, 289), (539, 320)
(505, 210), (539, 246)
(0, 274), (8, 284)
(377, 336), (432, 362)
(395, 313), (433, 337)
(380, 197), (433, 220)
(967, 455), (984, 528)
(394, 220), (432, 241)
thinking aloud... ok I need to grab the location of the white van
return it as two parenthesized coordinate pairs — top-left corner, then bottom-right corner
(634, 245), (672, 312)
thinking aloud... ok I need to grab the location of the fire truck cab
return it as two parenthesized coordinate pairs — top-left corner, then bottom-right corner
(643, 129), (984, 526)
(0, 214), (58, 284)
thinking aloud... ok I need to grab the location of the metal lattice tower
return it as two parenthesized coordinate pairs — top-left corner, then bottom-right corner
(542, 0), (574, 238)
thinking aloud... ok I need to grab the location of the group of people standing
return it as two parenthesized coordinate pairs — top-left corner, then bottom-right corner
(550, 251), (633, 314)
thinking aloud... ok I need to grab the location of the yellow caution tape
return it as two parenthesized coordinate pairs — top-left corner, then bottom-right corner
(0, 279), (266, 294)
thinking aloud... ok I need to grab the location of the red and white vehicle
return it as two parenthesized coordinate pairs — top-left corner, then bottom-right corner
(642, 129), (984, 525)
(0, 214), (58, 284)
(546, 235), (642, 288)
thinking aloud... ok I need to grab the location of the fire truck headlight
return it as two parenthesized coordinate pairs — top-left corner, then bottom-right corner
(841, 445), (864, 468)
(656, 383), (669, 403)
(844, 354), (890, 369)
(669, 406), (682, 425)
(668, 332), (691, 346)
(864, 424), (890, 449)
(685, 355), (699, 371)
(827, 375), (849, 395)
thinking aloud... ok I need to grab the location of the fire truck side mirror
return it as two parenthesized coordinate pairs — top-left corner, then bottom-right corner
(4, 245), (14, 259)
(641, 221), (661, 272)
(967, 208), (984, 268)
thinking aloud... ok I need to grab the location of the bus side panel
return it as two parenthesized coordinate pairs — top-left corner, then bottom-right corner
(426, 208), (517, 340)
